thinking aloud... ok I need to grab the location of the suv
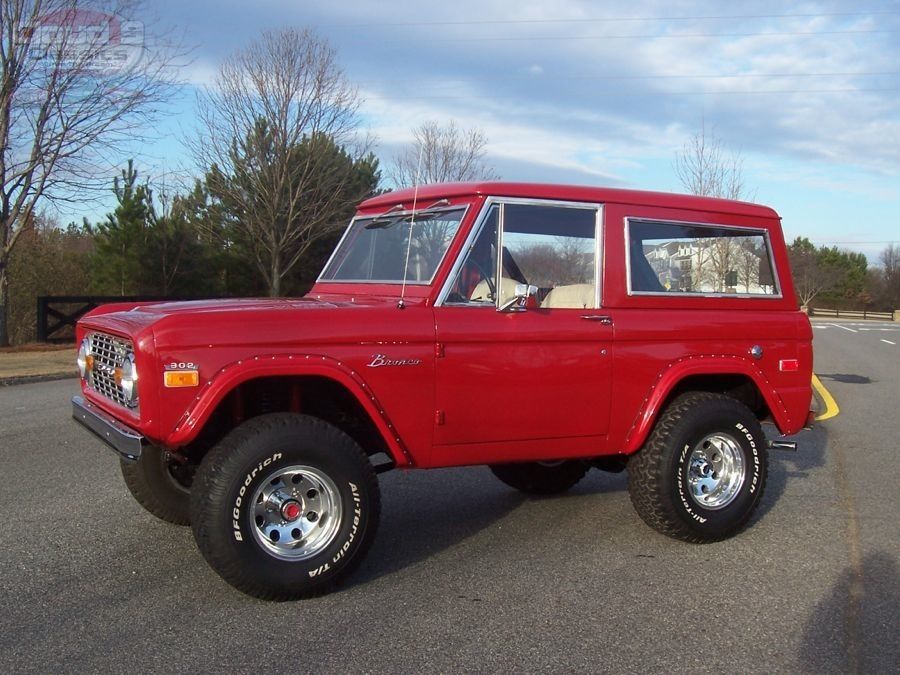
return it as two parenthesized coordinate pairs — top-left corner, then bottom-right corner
(72, 182), (813, 600)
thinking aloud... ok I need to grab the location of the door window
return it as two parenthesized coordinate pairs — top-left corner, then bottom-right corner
(445, 202), (598, 308)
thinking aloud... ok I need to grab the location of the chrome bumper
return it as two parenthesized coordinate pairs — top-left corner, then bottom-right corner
(72, 395), (146, 461)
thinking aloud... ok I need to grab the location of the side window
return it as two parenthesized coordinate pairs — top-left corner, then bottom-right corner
(628, 220), (779, 296)
(445, 205), (499, 304)
(445, 202), (598, 308)
(503, 204), (597, 309)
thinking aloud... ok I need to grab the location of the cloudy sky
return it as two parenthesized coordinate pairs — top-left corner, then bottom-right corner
(84, 0), (900, 262)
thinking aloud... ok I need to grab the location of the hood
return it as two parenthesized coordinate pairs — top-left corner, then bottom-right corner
(80, 295), (432, 351)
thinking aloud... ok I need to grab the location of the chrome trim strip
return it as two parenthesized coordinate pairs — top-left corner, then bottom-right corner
(435, 199), (499, 306)
(624, 216), (783, 299)
(72, 395), (146, 462)
(318, 205), (470, 286)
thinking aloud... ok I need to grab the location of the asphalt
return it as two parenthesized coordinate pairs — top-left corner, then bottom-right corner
(0, 322), (896, 673)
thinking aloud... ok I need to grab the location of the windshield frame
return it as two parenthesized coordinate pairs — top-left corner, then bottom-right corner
(317, 204), (470, 285)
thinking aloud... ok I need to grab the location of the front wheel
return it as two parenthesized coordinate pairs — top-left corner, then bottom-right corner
(627, 392), (768, 542)
(190, 414), (380, 600)
(120, 445), (193, 525)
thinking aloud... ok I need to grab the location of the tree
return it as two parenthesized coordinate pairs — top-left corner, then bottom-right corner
(8, 215), (91, 343)
(674, 121), (754, 201)
(877, 244), (900, 309)
(0, 0), (181, 345)
(89, 160), (151, 295)
(817, 246), (867, 307)
(788, 237), (843, 308)
(389, 120), (498, 188)
(191, 29), (376, 297)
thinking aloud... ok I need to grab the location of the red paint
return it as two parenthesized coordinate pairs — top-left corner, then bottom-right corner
(75, 182), (813, 470)
(282, 501), (301, 521)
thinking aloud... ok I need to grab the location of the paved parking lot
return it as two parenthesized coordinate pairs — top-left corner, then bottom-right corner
(0, 319), (897, 673)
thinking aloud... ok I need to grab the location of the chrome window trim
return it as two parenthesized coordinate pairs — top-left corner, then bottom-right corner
(624, 216), (783, 299)
(436, 197), (603, 308)
(435, 199), (501, 306)
(317, 205), (469, 285)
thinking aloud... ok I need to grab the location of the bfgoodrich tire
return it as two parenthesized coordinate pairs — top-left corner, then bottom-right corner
(627, 392), (768, 542)
(489, 460), (588, 495)
(120, 445), (193, 525)
(190, 413), (380, 600)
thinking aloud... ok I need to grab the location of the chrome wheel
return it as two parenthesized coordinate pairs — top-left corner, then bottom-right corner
(250, 465), (343, 561)
(686, 433), (745, 510)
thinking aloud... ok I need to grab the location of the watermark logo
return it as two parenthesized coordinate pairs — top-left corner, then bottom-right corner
(23, 8), (144, 72)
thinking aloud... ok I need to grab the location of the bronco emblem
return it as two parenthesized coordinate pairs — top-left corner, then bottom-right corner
(366, 354), (422, 368)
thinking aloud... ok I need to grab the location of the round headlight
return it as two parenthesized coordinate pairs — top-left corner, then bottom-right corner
(120, 353), (139, 406)
(77, 337), (93, 381)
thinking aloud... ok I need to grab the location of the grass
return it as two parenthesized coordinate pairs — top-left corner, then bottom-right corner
(0, 344), (76, 379)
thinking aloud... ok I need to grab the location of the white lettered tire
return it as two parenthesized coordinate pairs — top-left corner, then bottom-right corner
(190, 413), (380, 599)
(627, 392), (768, 542)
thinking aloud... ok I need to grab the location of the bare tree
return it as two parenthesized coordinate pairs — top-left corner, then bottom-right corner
(0, 0), (181, 345)
(389, 120), (498, 188)
(788, 237), (843, 308)
(190, 28), (376, 297)
(879, 243), (900, 308)
(674, 121), (754, 201)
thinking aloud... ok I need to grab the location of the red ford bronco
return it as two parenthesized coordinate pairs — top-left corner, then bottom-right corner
(73, 182), (813, 599)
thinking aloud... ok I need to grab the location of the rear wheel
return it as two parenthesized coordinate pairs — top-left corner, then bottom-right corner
(120, 445), (193, 525)
(627, 392), (768, 542)
(190, 413), (380, 600)
(489, 460), (588, 495)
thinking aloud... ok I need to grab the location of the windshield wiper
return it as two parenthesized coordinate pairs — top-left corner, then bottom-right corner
(364, 199), (453, 230)
(365, 203), (406, 229)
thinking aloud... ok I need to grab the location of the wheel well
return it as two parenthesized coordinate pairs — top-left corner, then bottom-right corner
(661, 374), (771, 421)
(180, 376), (392, 465)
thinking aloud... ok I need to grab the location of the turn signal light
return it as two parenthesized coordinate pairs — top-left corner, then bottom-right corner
(164, 370), (200, 388)
(779, 359), (799, 372)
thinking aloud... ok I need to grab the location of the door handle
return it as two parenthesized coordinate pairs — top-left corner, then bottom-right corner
(580, 315), (613, 325)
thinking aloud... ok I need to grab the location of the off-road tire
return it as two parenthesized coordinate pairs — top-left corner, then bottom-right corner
(120, 445), (192, 525)
(190, 413), (380, 600)
(627, 392), (768, 542)
(489, 460), (589, 495)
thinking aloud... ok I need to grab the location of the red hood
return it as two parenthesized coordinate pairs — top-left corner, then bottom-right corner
(79, 295), (433, 351)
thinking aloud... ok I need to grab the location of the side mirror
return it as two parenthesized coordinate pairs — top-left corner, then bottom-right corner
(499, 284), (538, 313)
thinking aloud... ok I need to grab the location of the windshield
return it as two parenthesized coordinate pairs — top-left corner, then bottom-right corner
(320, 207), (466, 283)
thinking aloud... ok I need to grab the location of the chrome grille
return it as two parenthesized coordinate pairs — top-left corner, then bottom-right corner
(88, 332), (135, 410)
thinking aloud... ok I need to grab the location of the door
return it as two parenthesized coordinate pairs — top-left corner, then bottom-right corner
(433, 199), (612, 461)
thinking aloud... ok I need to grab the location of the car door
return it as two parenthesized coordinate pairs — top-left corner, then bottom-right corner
(432, 199), (613, 465)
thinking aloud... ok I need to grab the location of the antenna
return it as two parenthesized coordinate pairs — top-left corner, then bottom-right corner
(398, 146), (424, 309)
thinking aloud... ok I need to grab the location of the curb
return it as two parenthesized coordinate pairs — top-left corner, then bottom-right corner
(0, 372), (78, 387)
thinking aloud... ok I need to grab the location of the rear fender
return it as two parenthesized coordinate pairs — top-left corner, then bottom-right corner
(623, 355), (789, 454)
(164, 353), (414, 467)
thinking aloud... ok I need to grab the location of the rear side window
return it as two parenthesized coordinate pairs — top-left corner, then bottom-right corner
(627, 219), (779, 296)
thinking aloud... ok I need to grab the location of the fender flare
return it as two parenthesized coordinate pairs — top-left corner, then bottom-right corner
(164, 353), (414, 467)
(623, 354), (790, 454)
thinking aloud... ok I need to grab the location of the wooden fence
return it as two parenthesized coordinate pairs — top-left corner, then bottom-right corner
(809, 307), (895, 321)
(36, 296), (193, 342)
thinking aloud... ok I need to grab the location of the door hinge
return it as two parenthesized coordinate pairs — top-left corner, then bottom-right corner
(435, 410), (445, 425)
(435, 342), (445, 358)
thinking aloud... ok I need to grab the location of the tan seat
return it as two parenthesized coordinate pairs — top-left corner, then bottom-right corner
(470, 277), (520, 305)
(541, 283), (595, 309)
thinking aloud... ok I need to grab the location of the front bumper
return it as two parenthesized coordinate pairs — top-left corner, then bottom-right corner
(72, 395), (146, 461)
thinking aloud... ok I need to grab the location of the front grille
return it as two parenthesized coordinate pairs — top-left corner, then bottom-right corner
(88, 332), (136, 410)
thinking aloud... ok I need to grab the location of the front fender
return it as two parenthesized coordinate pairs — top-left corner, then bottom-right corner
(623, 354), (790, 454)
(163, 353), (414, 467)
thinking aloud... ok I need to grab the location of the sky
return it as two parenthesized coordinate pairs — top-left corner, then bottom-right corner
(64, 0), (900, 264)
